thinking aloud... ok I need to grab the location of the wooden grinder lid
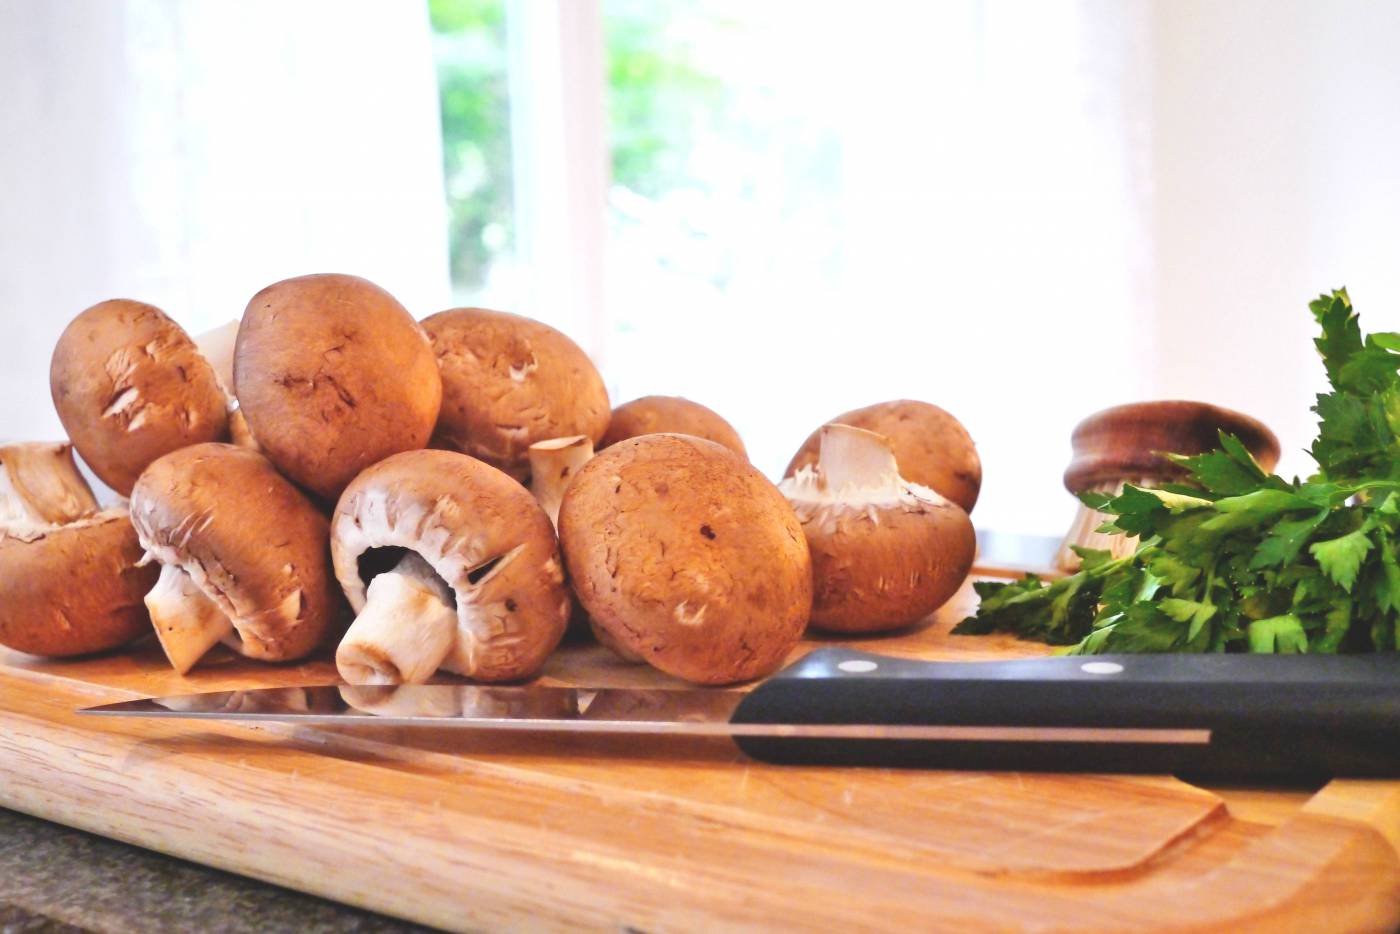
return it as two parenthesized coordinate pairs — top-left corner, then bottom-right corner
(1063, 400), (1281, 493)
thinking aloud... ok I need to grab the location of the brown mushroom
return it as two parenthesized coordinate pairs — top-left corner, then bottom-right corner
(234, 274), (442, 501)
(0, 442), (100, 528)
(50, 299), (229, 496)
(558, 433), (812, 685)
(330, 449), (570, 684)
(423, 307), (610, 481)
(0, 444), (154, 657)
(781, 424), (975, 633)
(129, 443), (339, 674)
(785, 399), (981, 513)
(600, 395), (747, 459)
(0, 510), (157, 657)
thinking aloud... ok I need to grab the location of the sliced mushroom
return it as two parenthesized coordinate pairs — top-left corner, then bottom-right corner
(129, 443), (340, 674)
(0, 509), (157, 657)
(234, 274), (442, 501)
(331, 449), (570, 684)
(558, 433), (812, 685)
(600, 396), (747, 460)
(528, 435), (594, 529)
(51, 299), (229, 496)
(781, 424), (975, 633)
(785, 399), (981, 513)
(0, 442), (100, 530)
(423, 307), (610, 481)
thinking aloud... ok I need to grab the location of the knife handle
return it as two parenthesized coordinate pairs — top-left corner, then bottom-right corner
(730, 648), (1400, 779)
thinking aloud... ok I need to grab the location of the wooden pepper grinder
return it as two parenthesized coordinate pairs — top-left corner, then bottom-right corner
(1057, 401), (1281, 573)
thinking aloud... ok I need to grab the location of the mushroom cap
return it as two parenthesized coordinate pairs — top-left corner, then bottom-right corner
(783, 483), (975, 633)
(423, 307), (610, 481)
(50, 299), (229, 496)
(785, 400), (981, 513)
(0, 442), (100, 528)
(234, 273), (442, 501)
(0, 510), (157, 657)
(129, 443), (340, 662)
(558, 434), (812, 685)
(600, 396), (747, 460)
(330, 449), (570, 682)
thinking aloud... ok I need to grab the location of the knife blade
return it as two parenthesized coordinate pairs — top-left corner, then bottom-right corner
(79, 648), (1400, 779)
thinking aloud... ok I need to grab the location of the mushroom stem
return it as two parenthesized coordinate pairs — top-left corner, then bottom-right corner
(817, 424), (902, 492)
(336, 552), (457, 684)
(145, 563), (235, 674)
(194, 320), (261, 451)
(193, 319), (240, 396)
(0, 443), (99, 531)
(528, 435), (593, 528)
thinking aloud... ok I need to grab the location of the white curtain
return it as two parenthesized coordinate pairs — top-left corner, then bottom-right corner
(0, 0), (450, 443)
(602, 0), (1400, 535)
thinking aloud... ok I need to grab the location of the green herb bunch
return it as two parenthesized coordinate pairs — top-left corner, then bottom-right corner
(956, 289), (1400, 654)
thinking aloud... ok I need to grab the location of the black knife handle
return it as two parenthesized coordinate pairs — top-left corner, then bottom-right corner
(730, 648), (1400, 779)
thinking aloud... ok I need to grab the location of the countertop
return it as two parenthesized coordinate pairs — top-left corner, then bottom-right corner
(0, 808), (433, 934)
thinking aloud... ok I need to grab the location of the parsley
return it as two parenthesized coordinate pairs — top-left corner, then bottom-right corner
(955, 289), (1400, 654)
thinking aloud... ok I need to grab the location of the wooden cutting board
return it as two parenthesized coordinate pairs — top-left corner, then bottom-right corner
(3, 581), (1399, 933)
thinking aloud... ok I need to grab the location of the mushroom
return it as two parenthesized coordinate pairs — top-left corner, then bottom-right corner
(330, 449), (570, 684)
(0, 509), (158, 657)
(0, 443), (155, 657)
(785, 399), (981, 513)
(600, 395), (747, 460)
(422, 307), (610, 481)
(50, 299), (230, 496)
(558, 433), (812, 685)
(234, 273), (442, 501)
(129, 443), (340, 674)
(0, 442), (100, 529)
(527, 435), (594, 529)
(780, 424), (975, 633)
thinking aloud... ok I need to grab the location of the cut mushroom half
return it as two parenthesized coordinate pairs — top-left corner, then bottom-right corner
(130, 443), (340, 674)
(779, 424), (976, 633)
(528, 435), (593, 529)
(331, 449), (570, 684)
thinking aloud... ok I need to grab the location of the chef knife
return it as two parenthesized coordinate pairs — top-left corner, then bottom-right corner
(80, 648), (1400, 779)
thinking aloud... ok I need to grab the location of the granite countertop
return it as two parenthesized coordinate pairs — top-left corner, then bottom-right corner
(0, 809), (435, 934)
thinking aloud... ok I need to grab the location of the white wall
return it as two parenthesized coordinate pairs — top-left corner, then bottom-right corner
(1150, 0), (1400, 483)
(0, 0), (451, 443)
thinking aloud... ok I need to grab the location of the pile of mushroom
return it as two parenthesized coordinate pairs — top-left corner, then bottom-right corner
(780, 424), (975, 633)
(25, 274), (985, 687)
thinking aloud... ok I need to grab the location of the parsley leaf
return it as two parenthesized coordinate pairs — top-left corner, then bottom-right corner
(959, 287), (1400, 655)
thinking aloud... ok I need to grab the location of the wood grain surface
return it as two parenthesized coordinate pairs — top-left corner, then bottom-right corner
(2, 581), (1399, 932)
